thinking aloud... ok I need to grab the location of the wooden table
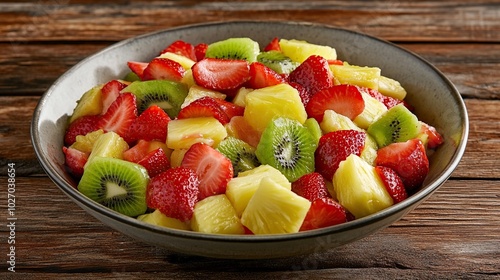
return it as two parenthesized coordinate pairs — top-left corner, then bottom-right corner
(1, 1), (499, 278)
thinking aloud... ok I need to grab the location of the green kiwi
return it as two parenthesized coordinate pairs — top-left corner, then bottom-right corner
(123, 71), (141, 82)
(303, 118), (322, 147)
(205, 37), (260, 62)
(122, 80), (188, 118)
(367, 103), (422, 147)
(78, 156), (149, 217)
(255, 117), (316, 182)
(216, 137), (261, 176)
(256, 51), (299, 74)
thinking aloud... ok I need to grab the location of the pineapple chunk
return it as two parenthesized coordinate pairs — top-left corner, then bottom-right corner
(191, 194), (245, 234)
(244, 83), (307, 133)
(333, 154), (393, 219)
(330, 63), (381, 90)
(226, 164), (290, 216)
(353, 91), (388, 129)
(360, 134), (378, 166)
(169, 148), (188, 168)
(167, 117), (227, 150)
(378, 75), (407, 100)
(70, 129), (104, 154)
(320, 110), (363, 134)
(158, 52), (196, 70)
(69, 85), (103, 123)
(85, 131), (129, 167)
(241, 177), (311, 234)
(137, 209), (190, 230)
(232, 87), (253, 107)
(279, 39), (337, 63)
(181, 84), (226, 108)
(181, 69), (196, 88)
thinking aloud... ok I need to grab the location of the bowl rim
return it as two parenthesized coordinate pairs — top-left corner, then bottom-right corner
(31, 20), (469, 243)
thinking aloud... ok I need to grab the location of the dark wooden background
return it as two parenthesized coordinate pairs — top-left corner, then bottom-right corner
(0, 1), (499, 279)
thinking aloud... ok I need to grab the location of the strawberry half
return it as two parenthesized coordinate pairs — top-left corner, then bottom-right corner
(288, 55), (333, 94)
(64, 115), (101, 146)
(375, 166), (408, 203)
(420, 122), (444, 149)
(264, 37), (281, 52)
(123, 140), (152, 163)
(291, 172), (331, 202)
(192, 58), (250, 91)
(177, 96), (231, 125)
(289, 81), (311, 107)
(98, 93), (138, 140)
(160, 40), (197, 61)
(62, 146), (88, 178)
(146, 167), (200, 222)
(362, 87), (402, 109)
(300, 197), (347, 231)
(181, 143), (234, 199)
(126, 104), (170, 143)
(306, 84), (365, 122)
(315, 130), (367, 180)
(101, 80), (129, 114)
(137, 148), (170, 178)
(212, 97), (244, 119)
(247, 62), (286, 89)
(142, 58), (185, 82)
(376, 138), (429, 191)
(127, 61), (148, 79)
(194, 43), (208, 61)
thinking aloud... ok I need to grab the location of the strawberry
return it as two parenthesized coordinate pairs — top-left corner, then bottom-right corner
(292, 172), (330, 202)
(123, 139), (151, 163)
(300, 197), (347, 231)
(64, 115), (101, 146)
(328, 59), (344, 66)
(181, 143), (234, 199)
(264, 37), (281, 52)
(126, 104), (170, 143)
(289, 81), (311, 107)
(146, 167), (200, 222)
(62, 146), (88, 178)
(375, 166), (408, 203)
(137, 148), (170, 178)
(306, 84), (365, 122)
(142, 58), (185, 82)
(288, 55), (333, 94)
(315, 130), (367, 180)
(212, 97), (244, 119)
(247, 62), (286, 89)
(225, 116), (262, 148)
(98, 93), (138, 140)
(160, 40), (197, 61)
(376, 138), (429, 191)
(127, 61), (148, 79)
(192, 58), (250, 91)
(101, 80), (129, 114)
(362, 87), (402, 109)
(194, 43), (208, 61)
(177, 96), (231, 125)
(420, 122), (444, 149)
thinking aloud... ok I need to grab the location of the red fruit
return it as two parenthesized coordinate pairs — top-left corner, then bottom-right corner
(62, 146), (88, 178)
(315, 130), (367, 180)
(264, 37), (281, 52)
(194, 43), (208, 61)
(127, 61), (148, 79)
(146, 167), (200, 222)
(289, 81), (311, 107)
(247, 62), (286, 89)
(300, 197), (347, 231)
(181, 143), (234, 199)
(142, 58), (185, 82)
(420, 122), (444, 149)
(376, 139), (429, 191)
(291, 172), (330, 202)
(160, 40), (197, 61)
(126, 105), (170, 143)
(212, 98), (245, 119)
(328, 59), (344, 66)
(375, 166), (408, 204)
(123, 140), (151, 163)
(362, 87), (401, 109)
(137, 148), (170, 178)
(306, 84), (365, 122)
(288, 55), (333, 94)
(101, 80), (129, 114)
(177, 96), (231, 125)
(192, 58), (250, 91)
(98, 93), (138, 139)
(64, 115), (101, 146)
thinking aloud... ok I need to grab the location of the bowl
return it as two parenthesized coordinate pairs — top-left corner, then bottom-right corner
(31, 20), (468, 259)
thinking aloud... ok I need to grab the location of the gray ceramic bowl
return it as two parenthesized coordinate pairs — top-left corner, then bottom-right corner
(31, 21), (468, 259)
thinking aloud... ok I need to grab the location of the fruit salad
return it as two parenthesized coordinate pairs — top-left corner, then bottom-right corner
(63, 36), (444, 235)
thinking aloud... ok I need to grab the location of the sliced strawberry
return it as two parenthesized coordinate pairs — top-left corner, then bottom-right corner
(376, 138), (429, 191)
(328, 59), (344, 66)
(194, 43), (208, 61)
(300, 197), (347, 231)
(181, 143), (234, 199)
(291, 172), (331, 202)
(420, 122), (444, 149)
(288, 55), (333, 95)
(289, 81), (311, 107)
(64, 115), (101, 146)
(362, 87), (401, 109)
(264, 37), (281, 52)
(315, 130), (367, 180)
(62, 146), (88, 179)
(137, 148), (170, 178)
(192, 58), (250, 91)
(247, 62), (286, 89)
(177, 96), (231, 125)
(126, 104), (170, 143)
(146, 167), (200, 222)
(123, 139), (151, 163)
(306, 84), (365, 122)
(98, 93), (138, 140)
(101, 80), (129, 114)
(375, 166), (408, 203)
(160, 40), (197, 61)
(212, 98), (244, 119)
(142, 58), (185, 82)
(127, 61), (148, 79)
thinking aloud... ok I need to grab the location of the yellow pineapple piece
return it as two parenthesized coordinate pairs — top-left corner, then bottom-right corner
(85, 131), (129, 167)
(320, 110), (363, 134)
(378, 75), (407, 100)
(226, 164), (290, 216)
(353, 90), (388, 129)
(169, 149), (188, 168)
(181, 84), (226, 108)
(166, 117), (227, 149)
(232, 87), (253, 107)
(330, 63), (381, 90)
(241, 177), (311, 234)
(360, 134), (378, 166)
(333, 154), (393, 219)
(244, 83), (307, 133)
(181, 69), (196, 88)
(70, 129), (104, 154)
(137, 209), (190, 230)
(69, 85), (103, 123)
(158, 52), (196, 70)
(191, 194), (245, 234)
(279, 39), (337, 63)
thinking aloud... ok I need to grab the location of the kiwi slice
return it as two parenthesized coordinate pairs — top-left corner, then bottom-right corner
(255, 117), (316, 182)
(216, 137), (261, 176)
(257, 51), (299, 74)
(367, 103), (422, 147)
(205, 37), (260, 62)
(123, 71), (141, 82)
(303, 118), (322, 147)
(121, 80), (188, 118)
(78, 156), (149, 217)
